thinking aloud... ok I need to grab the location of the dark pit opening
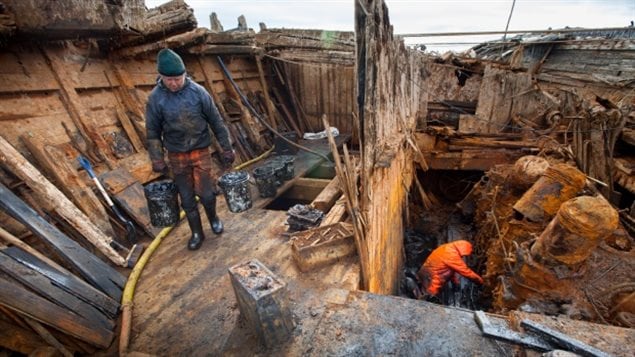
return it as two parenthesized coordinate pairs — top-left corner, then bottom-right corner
(401, 169), (487, 310)
(264, 178), (330, 211)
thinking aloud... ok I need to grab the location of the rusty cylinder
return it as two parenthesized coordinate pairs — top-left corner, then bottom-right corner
(509, 155), (550, 190)
(530, 196), (619, 267)
(512, 163), (586, 222)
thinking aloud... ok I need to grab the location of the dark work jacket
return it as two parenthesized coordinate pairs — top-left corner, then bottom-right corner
(145, 77), (231, 160)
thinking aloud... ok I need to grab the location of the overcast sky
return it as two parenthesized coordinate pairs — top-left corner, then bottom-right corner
(144, 0), (634, 52)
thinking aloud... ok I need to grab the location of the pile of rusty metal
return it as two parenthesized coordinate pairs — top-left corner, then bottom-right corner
(460, 155), (634, 327)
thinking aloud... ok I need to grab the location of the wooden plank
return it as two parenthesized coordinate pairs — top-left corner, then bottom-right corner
(100, 168), (162, 237)
(4, 247), (120, 319)
(255, 56), (281, 129)
(0, 135), (126, 267)
(218, 57), (267, 152)
(41, 47), (116, 168)
(0, 252), (114, 330)
(22, 137), (114, 236)
(196, 57), (241, 160)
(320, 198), (347, 227)
(0, 319), (47, 355)
(0, 277), (114, 348)
(22, 317), (74, 357)
(423, 150), (524, 171)
(0, 73), (58, 93)
(0, 182), (124, 300)
(311, 177), (342, 213)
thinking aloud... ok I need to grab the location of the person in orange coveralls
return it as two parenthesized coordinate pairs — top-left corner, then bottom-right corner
(417, 240), (484, 297)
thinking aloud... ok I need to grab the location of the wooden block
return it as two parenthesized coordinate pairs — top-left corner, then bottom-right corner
(291, 222), (355, 272)
(311, 177), (342, 213)
(228, 259), (294, 348)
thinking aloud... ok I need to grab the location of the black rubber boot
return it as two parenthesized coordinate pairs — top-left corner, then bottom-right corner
(203, 196), (223, 234)
(186, 210), (205, 250)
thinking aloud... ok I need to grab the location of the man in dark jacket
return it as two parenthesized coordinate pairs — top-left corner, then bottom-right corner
(146, 48), (235, 250)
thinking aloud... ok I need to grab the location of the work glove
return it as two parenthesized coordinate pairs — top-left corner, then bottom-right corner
(474, 276), (484, 285)
(221, 150), (235, 168)
(152, 159), (168, 174)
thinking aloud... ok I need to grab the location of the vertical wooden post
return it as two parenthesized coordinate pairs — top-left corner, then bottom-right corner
(255, 55), (281, 129)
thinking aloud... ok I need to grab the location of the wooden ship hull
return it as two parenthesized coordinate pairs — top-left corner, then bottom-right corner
(0, 0), (633, 355)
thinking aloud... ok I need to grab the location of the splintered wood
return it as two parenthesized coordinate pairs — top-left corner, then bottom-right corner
(291, 222), (355, 272)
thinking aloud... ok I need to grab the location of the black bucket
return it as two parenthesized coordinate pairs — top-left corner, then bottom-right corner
(267, 160), (285, 187)
(274, 132), (299, 155)
(144, 180), (179, 227)
(273, 155), (295, 181)
(253, 166), (277, 198)
(218, 171), (252, 213)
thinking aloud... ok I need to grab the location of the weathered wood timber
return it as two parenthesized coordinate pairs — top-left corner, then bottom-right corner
(113, 27), (208, 58)
(257, 29), (355, 52)
(4, 247), (120, 319)
(0, 277), (114, 348)
(22, 137), (114, 237)
(355, 0), (425, 294)
(0, 319), (48, 355)
(3, 0), (145, 38)
(115, 0), (197, 48)
(0, 135), (126, 267)
(100, 168), (162, 237)
(311, 177), (342, 213)
(0, 182), (124, 300)
(0, 252), (114, 330)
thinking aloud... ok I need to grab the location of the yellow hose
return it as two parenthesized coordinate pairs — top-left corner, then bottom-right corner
(118, 147), (273, 355)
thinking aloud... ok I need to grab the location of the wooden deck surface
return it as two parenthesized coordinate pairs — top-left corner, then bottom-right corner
(130, 137), (360, 355)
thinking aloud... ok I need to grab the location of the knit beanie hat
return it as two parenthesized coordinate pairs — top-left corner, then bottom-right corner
(157, 48), (185, 76)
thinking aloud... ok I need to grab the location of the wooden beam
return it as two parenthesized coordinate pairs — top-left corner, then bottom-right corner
(0, 252), (114, 330)
(196, 57), (241, 160)
(0, 319), (47, 355)
(4, 247), (119, 319)
(255, 56), (282, 129)
(109, 64), (148, 143)
(40, 47), (115, 169)
(0, 277), (114, 349)
(320, 197), (347, 227)
(0, 183), (124, 300)
(218, 57), (267, 153)
(22, 137), (114, 237)
(311, 177), (342, 213)
(0, 135), (126, 268)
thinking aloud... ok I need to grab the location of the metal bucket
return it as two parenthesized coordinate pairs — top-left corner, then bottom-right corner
(272, 155), (295, 181)
(218, 171), (252, 213)
(144, 180), (179, 227)
(253, 166), (277, 198)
